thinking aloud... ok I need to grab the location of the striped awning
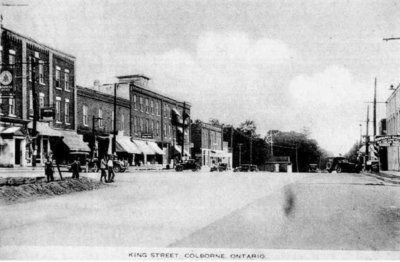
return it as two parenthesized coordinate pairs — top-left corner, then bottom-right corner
(147, 141), (165, 155)
(116, 136), (141, 154)
(59, 130), (90, 152)
(133, 140), (155, 155)
(28, 121), (63, 137)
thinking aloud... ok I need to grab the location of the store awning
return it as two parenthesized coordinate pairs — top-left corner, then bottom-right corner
(0, 126), (25, 136)
(59, 130), (90, 152)
(28, 121), (63, 137)
(116, 136), (141, 154)
(133, 140), (155, 155)
(174, 145), (190, 157)
(147, 141), (165, 155)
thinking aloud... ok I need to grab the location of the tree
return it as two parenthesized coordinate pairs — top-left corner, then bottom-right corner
(209, 118), (222, 126)
(239, 120), (257, 137)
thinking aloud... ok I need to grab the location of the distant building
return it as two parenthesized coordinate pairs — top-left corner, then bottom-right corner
(385, 88), (400, 170)
(0, 25), (86, 167)
(191, 121), (232, 169)
(76, 75), (192, 167)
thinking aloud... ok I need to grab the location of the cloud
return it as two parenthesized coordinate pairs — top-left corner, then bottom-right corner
(287, 66), (372, 155)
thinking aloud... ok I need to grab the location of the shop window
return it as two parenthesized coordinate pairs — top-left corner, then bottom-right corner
(83, 105), (88, 126)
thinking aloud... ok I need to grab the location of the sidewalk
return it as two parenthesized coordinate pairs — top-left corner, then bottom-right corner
(363, 170), (400, 184)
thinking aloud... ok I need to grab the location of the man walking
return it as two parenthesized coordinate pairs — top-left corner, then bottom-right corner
(107, 155), (115, 183)
(100, 157), (107, 182)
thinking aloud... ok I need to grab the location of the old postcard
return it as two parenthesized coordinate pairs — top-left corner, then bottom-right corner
(0, 0), (400, 260)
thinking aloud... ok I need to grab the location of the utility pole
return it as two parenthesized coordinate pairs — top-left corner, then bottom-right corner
(230, 126), (233, 153)
(112, 83), (117, 155)
(31, 57), (38, 167)
(365, 105), (370, 169)
(295, 143), (299, 172)
(238, 143), (243, 166)
(181, 101), (185, 158)
(359, 124), (362, 147)
(249, 134), (253, 165)
(373, 77), (377, 137)
(270, 131), (274, 157)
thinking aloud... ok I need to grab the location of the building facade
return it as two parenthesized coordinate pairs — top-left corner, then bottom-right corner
(386, 87), (400, 170)
(191, 121), (232, 169)
(0, 25), (85, 167)
(76, 75), (192, 167)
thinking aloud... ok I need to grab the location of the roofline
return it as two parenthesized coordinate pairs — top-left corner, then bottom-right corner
(3, 27), (76, 60)
(130, 82), (192, 108)
(116, 74), (150, 80)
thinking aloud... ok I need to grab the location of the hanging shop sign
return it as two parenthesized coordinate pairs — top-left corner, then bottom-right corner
(40, 107), (55, 122)
(375, 135), (400, 147)
(0, 69), (15, 95)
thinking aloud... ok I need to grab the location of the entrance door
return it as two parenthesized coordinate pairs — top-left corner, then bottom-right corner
(15, 139), (21, 165)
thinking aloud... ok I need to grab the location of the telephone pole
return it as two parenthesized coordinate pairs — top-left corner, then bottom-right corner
(31, 57), (38, 166)
(238, 143), (243, 166)
(365, 105), (370, 169)
(373, 77), (377, 137)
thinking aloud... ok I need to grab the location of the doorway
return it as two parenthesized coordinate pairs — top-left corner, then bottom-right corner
(15, 139), (21, 165)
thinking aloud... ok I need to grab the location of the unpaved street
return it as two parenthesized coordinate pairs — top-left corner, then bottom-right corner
(1, 171), (400, 259)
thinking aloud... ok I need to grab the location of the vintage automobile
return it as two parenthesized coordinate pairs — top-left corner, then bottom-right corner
(210, 163), (228, 172)
(175, 159), (200, 172)
(308, 163), (319, 172)
(233, 164), (259, 172)
(326, 157), (362, 173)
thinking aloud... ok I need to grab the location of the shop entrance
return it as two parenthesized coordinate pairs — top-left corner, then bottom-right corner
(15, 139), (21, 165)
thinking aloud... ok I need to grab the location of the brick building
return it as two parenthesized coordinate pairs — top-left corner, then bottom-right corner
(76, 75), (192, 167)
(191, 121), (232, 169)
(0, 25), (87, 167)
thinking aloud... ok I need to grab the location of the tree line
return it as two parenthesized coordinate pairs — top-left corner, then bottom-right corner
(206, 119), (332, 171)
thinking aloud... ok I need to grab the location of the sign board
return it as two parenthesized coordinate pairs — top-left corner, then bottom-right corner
(141, 133), (153, 139)
(375, 135), (400, 147)
(0, 71), (12, 86)
(0, 69), (15, 96)
(40, 107), (55, 122)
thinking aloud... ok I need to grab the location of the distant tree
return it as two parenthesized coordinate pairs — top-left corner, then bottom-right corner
(345, 142), (362, 163)
(239, 120), (257, 136)
(209, 118), (222, 126)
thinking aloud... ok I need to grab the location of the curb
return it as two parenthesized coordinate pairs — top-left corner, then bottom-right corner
(362, 172), (400, 185)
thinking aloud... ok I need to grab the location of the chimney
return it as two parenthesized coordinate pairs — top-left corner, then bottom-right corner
(93, 80), (100, 91)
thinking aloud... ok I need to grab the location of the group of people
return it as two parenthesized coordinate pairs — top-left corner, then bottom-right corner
(99, 156), (116, 183)
(43, 154), (117, 183)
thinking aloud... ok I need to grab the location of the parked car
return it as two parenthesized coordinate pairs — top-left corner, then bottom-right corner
(113, 159), (128, 173)
(210, 163), (228, 172)
(175, 159), (200, 172)
(326, 157), (362, 173)
(233, 164), (259, 172)
(308, 163), (318, 172)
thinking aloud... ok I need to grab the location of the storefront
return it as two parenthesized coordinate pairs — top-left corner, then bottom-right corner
(201, 148), (232, 169)
(0, 125), (27, 167)
(115, 135), (141, 166)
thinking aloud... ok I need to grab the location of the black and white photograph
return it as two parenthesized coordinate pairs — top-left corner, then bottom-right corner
(1, 0), (400, 259)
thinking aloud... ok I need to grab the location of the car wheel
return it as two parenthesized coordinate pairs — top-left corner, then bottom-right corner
(113, 166), (121, 173)
(336, 166), (342, 173)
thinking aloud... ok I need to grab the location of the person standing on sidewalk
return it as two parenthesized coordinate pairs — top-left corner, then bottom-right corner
(107, 156), (115, 183)
(44, 155), (54, 182)
(71, 158), (80, 179)
(100, 157), (108, 182)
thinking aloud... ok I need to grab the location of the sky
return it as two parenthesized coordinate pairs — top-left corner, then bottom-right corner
(2, 0), (400, 155)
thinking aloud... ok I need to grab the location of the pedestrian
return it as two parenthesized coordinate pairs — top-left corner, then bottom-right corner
(100, 157), (108, 182)
(107, 156), (115, 182)
(71, 158), (80, 179)
(44, 154), (54, 182)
